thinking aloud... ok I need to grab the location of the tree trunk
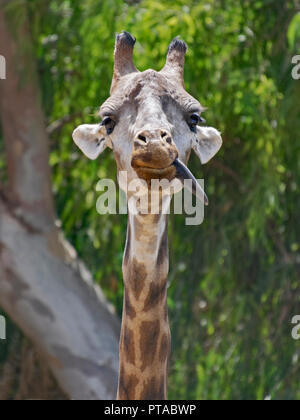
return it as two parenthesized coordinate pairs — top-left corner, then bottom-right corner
(0, 324), (68, 400)
(0, 2), (120, 400)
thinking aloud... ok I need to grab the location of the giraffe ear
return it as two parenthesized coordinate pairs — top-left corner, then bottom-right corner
(192, 126), (222, 164)
(72, 124), (110, 160)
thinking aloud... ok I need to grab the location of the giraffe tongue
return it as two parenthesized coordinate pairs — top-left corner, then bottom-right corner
(173, 158), (209, 206)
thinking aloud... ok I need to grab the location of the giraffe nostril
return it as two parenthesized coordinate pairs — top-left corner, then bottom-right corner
(161, 132), (167, 138)
(166, 137), (172, 144)
(138, 134), (147, 143)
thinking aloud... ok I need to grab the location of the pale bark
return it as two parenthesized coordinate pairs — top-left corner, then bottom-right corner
(0, 2), (120, 400)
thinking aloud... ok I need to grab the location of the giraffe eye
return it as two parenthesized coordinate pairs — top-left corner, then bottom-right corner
(188, 113), (206, 133)
(101, 117), (116, 135)
(190, 113), (200, 124)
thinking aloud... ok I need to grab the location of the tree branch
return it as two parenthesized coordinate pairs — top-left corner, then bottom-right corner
(47, 112), (83, 136)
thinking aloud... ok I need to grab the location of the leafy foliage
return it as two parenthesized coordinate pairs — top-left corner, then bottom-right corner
(1, 0), (300, 400)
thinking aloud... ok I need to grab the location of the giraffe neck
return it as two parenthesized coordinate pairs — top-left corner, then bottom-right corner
(117, 209), (171, 400)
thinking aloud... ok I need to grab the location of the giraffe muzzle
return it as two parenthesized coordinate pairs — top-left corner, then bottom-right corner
(131, 129), (179, 182)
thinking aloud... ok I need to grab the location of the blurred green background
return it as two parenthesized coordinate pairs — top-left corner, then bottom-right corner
(1, 0), (300, 400)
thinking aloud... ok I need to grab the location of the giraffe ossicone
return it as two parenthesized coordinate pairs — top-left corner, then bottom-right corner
(73, 32), (222, 400)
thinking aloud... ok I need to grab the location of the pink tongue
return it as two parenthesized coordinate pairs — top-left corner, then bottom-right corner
(173, 159), (209, 206)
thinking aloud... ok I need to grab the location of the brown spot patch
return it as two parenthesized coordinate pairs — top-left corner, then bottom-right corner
(122, 325), (136, 365)
(139, 375), (166, 400)
(128, 258), (147, 300)
(139, 320), (160, 371)
(124, 291), (136, 319)
(117, 367), (139, 400)
(143, 282), (167, 312)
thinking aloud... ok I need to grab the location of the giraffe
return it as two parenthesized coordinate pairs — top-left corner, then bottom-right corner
(72, 32), (222, 400)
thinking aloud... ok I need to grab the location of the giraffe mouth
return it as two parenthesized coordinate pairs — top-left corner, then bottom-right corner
(132, 160), (177, 184)
(134, 164), (175, 175)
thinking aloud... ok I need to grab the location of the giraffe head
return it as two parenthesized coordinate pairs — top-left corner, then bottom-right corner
(73, 32), (222, 203)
